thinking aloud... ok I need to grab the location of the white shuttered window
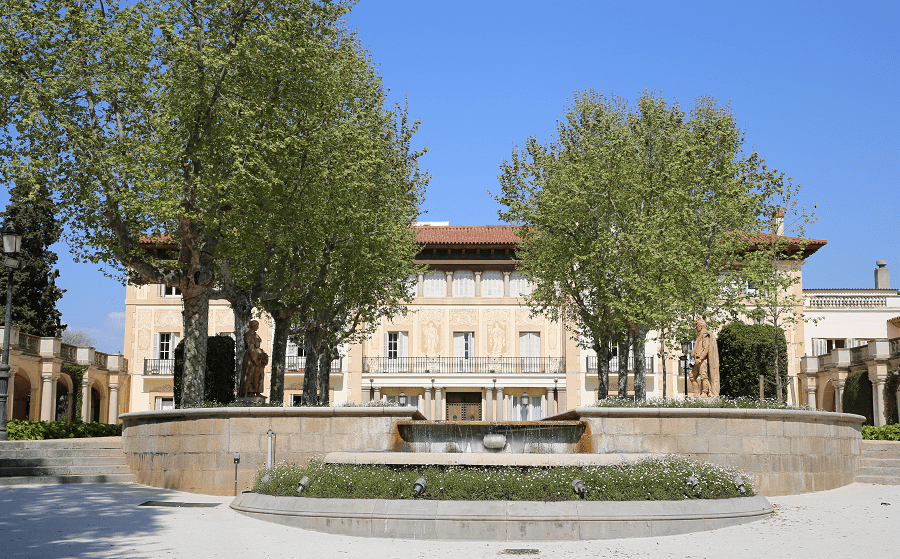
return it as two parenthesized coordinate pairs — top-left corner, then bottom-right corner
(481, 271), (504, 297)
(452, 271), (475, 297)
(509, 272), (533, 297)
(423, 272), (445, 297)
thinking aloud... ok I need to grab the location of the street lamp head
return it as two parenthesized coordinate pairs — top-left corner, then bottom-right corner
(398, 391), (407, 406)
(1, 221), (23, 256)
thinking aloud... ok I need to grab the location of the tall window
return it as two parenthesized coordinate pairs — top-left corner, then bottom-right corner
(452, 271), (475, 297)
(481, 271), (504, 297)
(453, 332), (474, 372)
(423, 271), (445, 297)
(519, 332), (540, 372)
(152, 332), (180, 360)
(509, 272), (533, 297)
(383, 332), (409, 372)
(162, 285), (181, 297)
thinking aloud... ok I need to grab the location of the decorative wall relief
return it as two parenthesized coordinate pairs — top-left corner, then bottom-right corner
(387, 309), (414, 326)
(216, 309), (233, 328)
(154, 309), (181, 327)
(286, 383), (304, 391)
(516, 308), (544, 325)
(137, 329), (151, 351)
(483, 309), (510, 357)
(449, 309), (478, 326)
(548, 326), (559, 351)
(419, 309), (444, 355)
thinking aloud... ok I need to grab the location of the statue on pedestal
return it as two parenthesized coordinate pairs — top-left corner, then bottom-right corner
(240, 320), (268, 397)
(690, 317), (719, 398)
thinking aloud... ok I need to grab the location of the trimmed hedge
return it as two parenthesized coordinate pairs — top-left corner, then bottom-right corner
(884, 371), (899, 425)
(6, 419), (122, 440)
(862, 424), (900, 441)
(842, 369), (874, 425)
(718, 322), (789, 400)
(173, 335), (236, 407)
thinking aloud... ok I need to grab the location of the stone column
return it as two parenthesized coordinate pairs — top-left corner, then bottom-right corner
(486, 387), (494, 421)
(872, 378), (886, 426)
(80, 378), (92, 422)
(5, 370), (14, 421)
(502, 272), (510, 298)
(40, 373), (56, 421)
(474, 271), (482, 297)
(373, 386), (381, 402)
(108, 383), (119, 424)
(558, 388), (567, 412)
(435, 387), (443, 420)
(423, 387), (432, 420)
(805, 387), (817, 411)
(552, 383), (559, 415)
(832, 379), (845, 413)
(540, 392), (547, 419)
(496, 387), (504, 420)
(417, 272), (424, 298)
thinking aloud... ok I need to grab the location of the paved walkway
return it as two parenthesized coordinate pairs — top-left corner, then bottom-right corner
(0, 482), (897, 559)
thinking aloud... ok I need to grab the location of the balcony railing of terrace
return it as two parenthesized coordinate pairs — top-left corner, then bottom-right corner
(362, 356), (564, 375)
(144, 359), (175, 375)
(586, 355), (655, 374)
(285, 356), (342, 372)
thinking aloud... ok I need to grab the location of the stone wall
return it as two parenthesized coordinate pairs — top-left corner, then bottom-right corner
(120, 407), (424, 496)
(553, 407), (864, 496)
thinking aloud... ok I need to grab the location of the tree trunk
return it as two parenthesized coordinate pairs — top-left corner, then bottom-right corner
(230, 294), (252, 399)
(594, 340), (611, 400)
(317, 345), (333, 406)
(269, 309), (294, 406)
(179, 286), (209, 408)
(301, 328), (320, 406)
(632, 326), (648, 401)
(617, 333), (631, 398)
(660, 328), (668, 401)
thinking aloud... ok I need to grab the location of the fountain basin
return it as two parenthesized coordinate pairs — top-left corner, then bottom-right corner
(230, 492), (773, 540)
(396, 420), (587, 454)
(325, 451), (646, 467)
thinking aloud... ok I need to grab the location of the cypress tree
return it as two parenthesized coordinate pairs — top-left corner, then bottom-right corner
(0, 178), (66, 337)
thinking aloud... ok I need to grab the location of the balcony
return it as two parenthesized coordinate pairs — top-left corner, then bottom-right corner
(363, 356), (564, 375)
(144, 359), (175, 375)
(586, 355), (655, 374)
(285, 356), (342, 372)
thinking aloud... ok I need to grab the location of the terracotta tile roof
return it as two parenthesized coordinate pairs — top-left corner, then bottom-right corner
(414, 225), (521, 246)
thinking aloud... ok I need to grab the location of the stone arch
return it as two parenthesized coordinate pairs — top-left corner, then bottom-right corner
(55, 373), (74, 422)
(822, 381), (836, 413)
(11, 371), (32, 420)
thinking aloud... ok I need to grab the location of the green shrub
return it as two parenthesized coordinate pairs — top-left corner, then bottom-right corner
(862, 424), (900, 441)
(6, 419), (122, 440)
(718, 322), (788, 400)
(884, 371), (899, 425)
(594, 396), (803, 409)
(61, 364), (87, 420)
(254, 457), (753, 501)
(173, 335), (236, 407)
(843, 369), (874, 425)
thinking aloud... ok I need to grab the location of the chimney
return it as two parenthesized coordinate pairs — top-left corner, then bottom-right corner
(875, 261), (891, 289)
(773, 209), (784, 236)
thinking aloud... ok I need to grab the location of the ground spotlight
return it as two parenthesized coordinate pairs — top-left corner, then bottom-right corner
(685, 476), (701, 496)
(413, 478), (427, 497)
(733, 475), (746, 496)
(571, 479), (586, 497)
(261, 473), (271, 485)
(297, 475), (311, 494)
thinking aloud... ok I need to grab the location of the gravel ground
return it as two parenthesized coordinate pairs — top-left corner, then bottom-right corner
(0, 482), (897, 559)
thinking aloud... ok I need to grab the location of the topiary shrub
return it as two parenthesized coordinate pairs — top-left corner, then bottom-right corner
(717, 322), (789, 400)
(884, 370), (899, 425)
(842, 369), (874, 425)
(173, 335), (236, 407)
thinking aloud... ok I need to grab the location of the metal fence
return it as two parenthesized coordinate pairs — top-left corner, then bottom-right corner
(586, 355), (655, 374)
(285, 356), (342, 372)
(362, 356), (564, 375)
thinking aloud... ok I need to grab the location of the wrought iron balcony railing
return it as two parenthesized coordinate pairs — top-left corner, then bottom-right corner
(285, 355), (342, 372)
(586, 355), (655, 374)
(144, 359), (175, 375)
(363, 356), (564, 375)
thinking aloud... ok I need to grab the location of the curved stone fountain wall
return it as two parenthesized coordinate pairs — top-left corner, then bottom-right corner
(552, 407), (864, 496)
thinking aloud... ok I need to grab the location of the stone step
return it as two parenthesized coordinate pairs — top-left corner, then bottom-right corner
(0, 437), (123, 450)
(859, 458), (900, 469)
(0, 464), (132, 477)
(0, 456), (127, 468)
(861, 440), (900, 455)
(855, 475), (900, 485)
(0, 473), (137, 486)
(857, 466), (900, 478)
(0, 448), (125, 459)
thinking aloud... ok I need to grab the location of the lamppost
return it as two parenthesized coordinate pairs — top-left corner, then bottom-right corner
(0, 220), (24, 440)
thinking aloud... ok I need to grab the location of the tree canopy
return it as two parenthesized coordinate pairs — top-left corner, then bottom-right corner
(497, 91), (806, 399)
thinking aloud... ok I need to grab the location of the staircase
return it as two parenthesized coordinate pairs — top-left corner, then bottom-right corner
(0, 436), (135, 485)
(856, 440), (900, 485)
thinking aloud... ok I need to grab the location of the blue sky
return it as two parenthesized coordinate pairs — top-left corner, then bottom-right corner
(2, 0), (897, 353)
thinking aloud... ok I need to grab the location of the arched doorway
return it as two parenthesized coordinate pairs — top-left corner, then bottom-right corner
(91, 387), (101, 423)
(823, 382), (836, 412)
(12, 373), (31, 420)
(55, 379), (70, 422)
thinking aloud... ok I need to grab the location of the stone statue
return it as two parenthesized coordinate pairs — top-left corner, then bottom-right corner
(490, 322), (505, 355)
(241, 320), (268, 396)
(690, 317), (719, 398)
(424, 321), (439, 355)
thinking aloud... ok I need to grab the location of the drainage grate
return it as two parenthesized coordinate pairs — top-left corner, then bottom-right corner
(500, 550), (540, 556)
(139, 501), (220, 508)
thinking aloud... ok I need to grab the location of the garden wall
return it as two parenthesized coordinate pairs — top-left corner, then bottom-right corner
(552, 407), (864, 496)
(120, 407), (424, 496)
